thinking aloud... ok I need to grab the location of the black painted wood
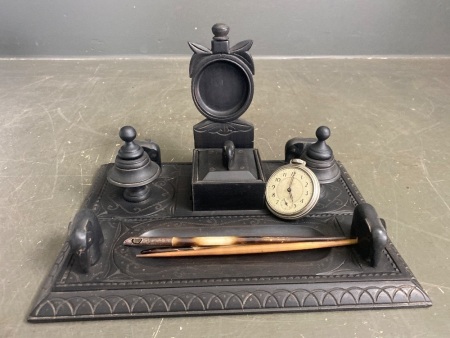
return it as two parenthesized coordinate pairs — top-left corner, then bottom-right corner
(192, 149), (266, 211)
(193, 119), (254, 149)
(28, 161), (431, 322)
(27, 23), (431, 322)
(189, 24), (254, 124)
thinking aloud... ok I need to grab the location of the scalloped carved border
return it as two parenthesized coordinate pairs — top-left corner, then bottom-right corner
(30, 282), (431, 321)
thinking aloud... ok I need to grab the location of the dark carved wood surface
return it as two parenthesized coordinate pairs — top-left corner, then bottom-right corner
(28, 162), (431, 322)
(193, 118), (254, 148)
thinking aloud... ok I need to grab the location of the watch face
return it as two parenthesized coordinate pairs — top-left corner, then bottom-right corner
(192, 57), (254, 123)
(265, 163), (320, 219)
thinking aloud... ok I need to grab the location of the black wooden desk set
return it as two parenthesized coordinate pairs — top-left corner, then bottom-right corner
(28, 24), (431, 322)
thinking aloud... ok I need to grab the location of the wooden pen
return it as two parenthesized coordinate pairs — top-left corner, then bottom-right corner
(124, 235), (348, 248)
(136, 238), (358, 258)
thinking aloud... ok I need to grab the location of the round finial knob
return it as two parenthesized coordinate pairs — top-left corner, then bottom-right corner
(307, 126), (333, 161)
(316, 126), (330, 142)
(117, 126), (143, 160)
(119, 126), (136, 143)
(212, 23), (229, 41)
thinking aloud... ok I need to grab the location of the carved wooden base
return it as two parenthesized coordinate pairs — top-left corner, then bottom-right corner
(28, 162), (431, 322)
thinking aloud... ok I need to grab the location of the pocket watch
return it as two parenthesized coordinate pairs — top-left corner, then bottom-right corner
(265, 159), (320, 219)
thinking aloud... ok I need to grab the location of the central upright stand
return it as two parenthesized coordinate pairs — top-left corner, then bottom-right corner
(189, 24), (265, 211)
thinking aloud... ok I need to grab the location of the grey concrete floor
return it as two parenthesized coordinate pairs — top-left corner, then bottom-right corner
(0, 58), (449, 337)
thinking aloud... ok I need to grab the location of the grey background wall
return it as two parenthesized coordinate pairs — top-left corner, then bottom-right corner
(1, 0), (450, 57)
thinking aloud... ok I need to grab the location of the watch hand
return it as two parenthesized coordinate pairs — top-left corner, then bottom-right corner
(288, 175), (295, 189)
(288, 187), (294, 202)
(287, 175), (295, 202)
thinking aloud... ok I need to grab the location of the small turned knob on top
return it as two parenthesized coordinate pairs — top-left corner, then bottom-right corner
(316, 126), (330, 142)
(117, 125), (143, 160)
(212, 23), (229, 41)
(119, 126), (136, 143)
